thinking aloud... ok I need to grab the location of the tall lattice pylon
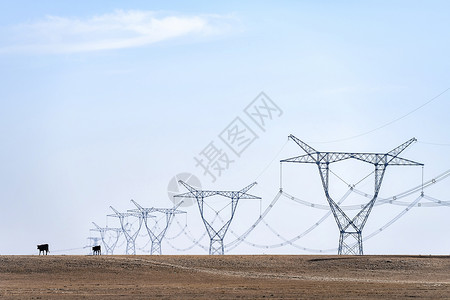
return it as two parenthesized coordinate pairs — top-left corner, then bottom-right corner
(129, 200), (186, 255)
(108, 207), (143, 255)
(281, 135), (423, 255)
(90, 222), (122, 255)
(175, 181), (260, 255)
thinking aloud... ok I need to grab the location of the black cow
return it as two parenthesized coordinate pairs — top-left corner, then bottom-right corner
(92, 245), (101, 255)
(37, 244), (49, 255)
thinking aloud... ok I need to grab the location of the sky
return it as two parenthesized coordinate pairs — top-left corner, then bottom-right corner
(0, 1), (449, 255)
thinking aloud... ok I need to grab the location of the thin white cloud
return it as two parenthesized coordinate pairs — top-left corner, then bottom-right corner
(0, 10), (235, 54)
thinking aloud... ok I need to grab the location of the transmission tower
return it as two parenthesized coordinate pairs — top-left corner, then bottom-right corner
(175, 181), (260, 255)
(129, 200), (186, 255)
(90, 222), (122, 255)
(281, 135), (423, 255)
(108, 207), (143, 255)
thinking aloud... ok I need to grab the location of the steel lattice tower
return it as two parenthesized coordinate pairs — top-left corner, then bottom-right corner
(175, 181), (260, 255)
(129, 200), (186, 255)
(90, 222), (122, 255)
(108, 207), (143, 255)
(281, 135), (423, 255)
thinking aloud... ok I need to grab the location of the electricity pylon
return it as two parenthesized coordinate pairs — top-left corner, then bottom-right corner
(90, 222), (121, 255)
(281, 135), (423, 255)
(129, 200), (186, 255)
(108, 207), (143, 255)
(175, 181), (260, 255)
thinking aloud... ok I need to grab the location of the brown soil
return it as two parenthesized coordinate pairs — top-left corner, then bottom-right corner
(0, 255), (449, 299)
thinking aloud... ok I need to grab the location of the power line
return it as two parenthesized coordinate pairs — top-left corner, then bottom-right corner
(314, 87), (450, 143)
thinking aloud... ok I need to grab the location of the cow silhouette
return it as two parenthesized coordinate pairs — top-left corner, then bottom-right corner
(92, 245), (101, 255)
(37, 244), (49, 255)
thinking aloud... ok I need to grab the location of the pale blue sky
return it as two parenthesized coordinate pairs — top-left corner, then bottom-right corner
(0, 1), (449, 255)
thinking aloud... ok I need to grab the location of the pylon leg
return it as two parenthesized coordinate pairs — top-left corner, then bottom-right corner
(209, 239), (224, 255)
(126, 240), (136, 255)
(339, 232), (363, 255)
(151, 240), (162, 255)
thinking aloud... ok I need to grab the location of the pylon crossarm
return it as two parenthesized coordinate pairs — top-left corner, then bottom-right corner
(174, 192), (197, 198)
(349, 153), (391, 164)
(387, 137), (417, 157)
(324, 153), (353, 163)
(180, 190), (259, 199)
(176, 180), (201, 195)
(132, 208), (156, 215)
(109, 206), (121, 215)
(289, 135), (317, 155)
(351, 153), (385, 164)
(281, 154), (317, 163)
(238, 182), (257, 194)
(175, 190), (218, 198)
(173, 201), (184, 210)
(283, 152), (423, 166)
(128, 208), (145, 214)
(215, 191), (260, 199)
(108, 206), (141, 219)
(130, 199), (144, 211)
(385, 156), (423, 166)
(199, 191), (220, 197)
(176, 181), (260, 200)
(107, 213), (127, 218)
(153, 207), (186, 214)
(128, 212), (143, 218)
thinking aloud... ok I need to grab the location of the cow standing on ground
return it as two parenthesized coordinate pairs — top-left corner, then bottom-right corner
(92, 245), (101, 255)
(37, 244), (49, 255)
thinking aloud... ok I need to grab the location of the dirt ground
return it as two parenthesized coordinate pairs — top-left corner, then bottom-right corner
(0, 255), (449, 299)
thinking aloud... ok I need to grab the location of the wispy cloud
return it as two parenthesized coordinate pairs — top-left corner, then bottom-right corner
(0, 10), (235, 54)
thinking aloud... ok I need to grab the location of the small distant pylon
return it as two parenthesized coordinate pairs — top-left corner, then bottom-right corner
(90, 222), (121, 255)
(108, 207), (143, 255)
(175, 181), (260, 255)
(129, 200), (186, 255)
(281, 135), (423, 255)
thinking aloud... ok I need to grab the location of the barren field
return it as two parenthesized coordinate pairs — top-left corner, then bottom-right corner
(0, 255), (449, 299)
